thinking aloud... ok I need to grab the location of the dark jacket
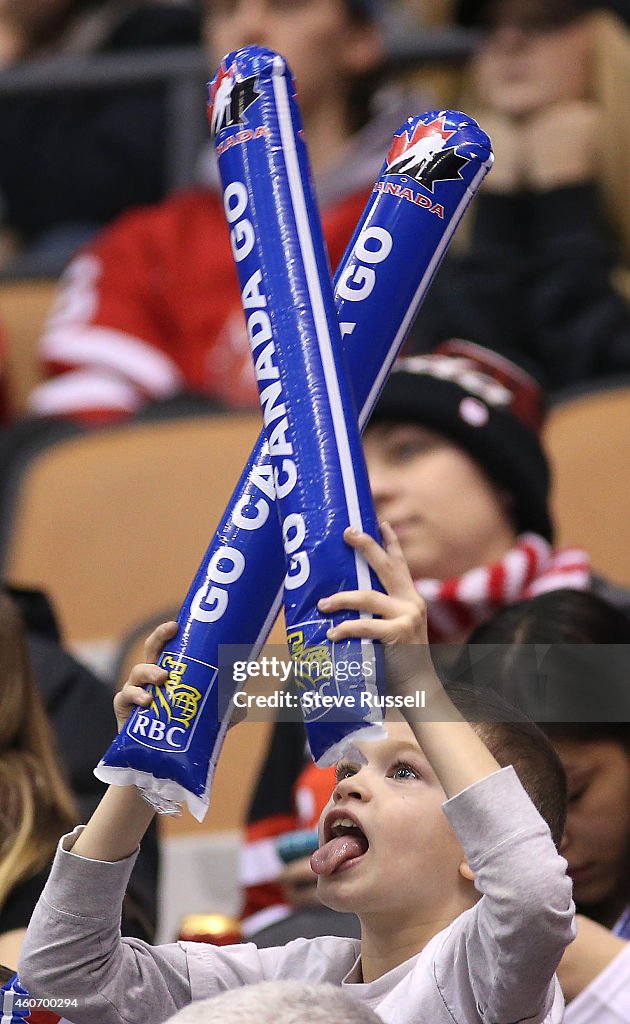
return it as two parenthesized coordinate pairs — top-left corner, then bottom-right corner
(409, 185), (630, 389)
(0, 3), (201, 245)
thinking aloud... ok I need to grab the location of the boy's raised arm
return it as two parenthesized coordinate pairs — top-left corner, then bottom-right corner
(18, 621), (194, 1021)
(70, 784), (157, 861)
(71, 621), (179, 862)
(318, 523), (501, 798)
(321, 523), (575, 1023)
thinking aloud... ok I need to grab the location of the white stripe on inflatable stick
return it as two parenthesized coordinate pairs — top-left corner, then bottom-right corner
(271, 57), (374, 616)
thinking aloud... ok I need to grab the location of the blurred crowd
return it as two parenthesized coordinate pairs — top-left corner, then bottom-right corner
(0, 0), (628, 419)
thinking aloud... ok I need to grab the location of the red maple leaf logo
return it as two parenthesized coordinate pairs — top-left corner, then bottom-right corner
(207, 60), (234, 124)
(387, 115), (456, 167)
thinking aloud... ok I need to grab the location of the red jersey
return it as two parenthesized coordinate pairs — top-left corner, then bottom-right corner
(29, 186), (371, 424)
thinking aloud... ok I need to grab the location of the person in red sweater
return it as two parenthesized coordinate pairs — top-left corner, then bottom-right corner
(26, 0), (413, 424)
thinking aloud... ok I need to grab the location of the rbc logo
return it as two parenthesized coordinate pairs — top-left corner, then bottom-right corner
(130, 715), (187, 750)
(128, 654), (216, 752)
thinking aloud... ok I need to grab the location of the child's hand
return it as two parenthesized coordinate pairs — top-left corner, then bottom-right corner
(318, 522), (427, 644)
(317, 522), (439, 701)
(113, 621), (178, 732)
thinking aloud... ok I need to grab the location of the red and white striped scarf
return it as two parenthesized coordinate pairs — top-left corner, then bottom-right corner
(417, 533), (591, 642)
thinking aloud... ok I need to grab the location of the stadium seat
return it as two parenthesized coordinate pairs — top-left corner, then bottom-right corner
(0, 278), (56, 415)
(544, 378), (630, 588)
(0, 411), (264, 666)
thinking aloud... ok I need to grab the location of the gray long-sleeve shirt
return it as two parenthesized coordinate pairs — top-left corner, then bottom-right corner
(19, 766), (575, 1024)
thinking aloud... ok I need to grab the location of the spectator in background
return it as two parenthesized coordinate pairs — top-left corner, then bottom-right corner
(410, 0), (630, 388)
(0, 0), (202, 263)
(4, 584), (160, 945)
(25, 0), (429, 422)
(465, 587), (630, 1018)
(0, 590), (78, 970)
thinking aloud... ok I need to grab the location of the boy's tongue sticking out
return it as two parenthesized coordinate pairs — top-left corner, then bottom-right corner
(311, 819), (369, 876)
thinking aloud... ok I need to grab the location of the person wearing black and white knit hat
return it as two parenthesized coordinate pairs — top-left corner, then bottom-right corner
(364, 339), (600, 642)
(369, 339), (553, 541)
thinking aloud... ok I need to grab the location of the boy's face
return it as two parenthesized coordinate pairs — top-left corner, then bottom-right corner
(314, 721), (472, 926)
(363, 422), (516, 581)
(554, 738), (630, 909)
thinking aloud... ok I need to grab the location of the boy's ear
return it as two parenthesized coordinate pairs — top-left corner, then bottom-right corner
(459, 858), (475, 883)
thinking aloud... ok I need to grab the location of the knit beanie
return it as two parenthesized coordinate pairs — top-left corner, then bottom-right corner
(369, 340), (554, 542)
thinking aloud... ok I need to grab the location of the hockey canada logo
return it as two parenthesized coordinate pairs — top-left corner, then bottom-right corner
(386, 115), (469, 192)
(208, 61), (261, 136)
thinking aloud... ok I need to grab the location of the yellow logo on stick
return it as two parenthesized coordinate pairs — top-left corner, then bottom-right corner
(151, 656), (202, 728)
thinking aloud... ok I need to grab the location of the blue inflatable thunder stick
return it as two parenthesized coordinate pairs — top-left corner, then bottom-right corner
(95, 46), (492, 819)
(218, 47), (385, 763)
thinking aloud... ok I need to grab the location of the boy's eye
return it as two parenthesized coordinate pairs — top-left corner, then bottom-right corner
(335, 763), (358, 782)
(391, 762), (418, 781)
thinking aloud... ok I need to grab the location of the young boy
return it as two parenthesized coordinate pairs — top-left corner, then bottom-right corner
(19, 524), (575, 1023)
